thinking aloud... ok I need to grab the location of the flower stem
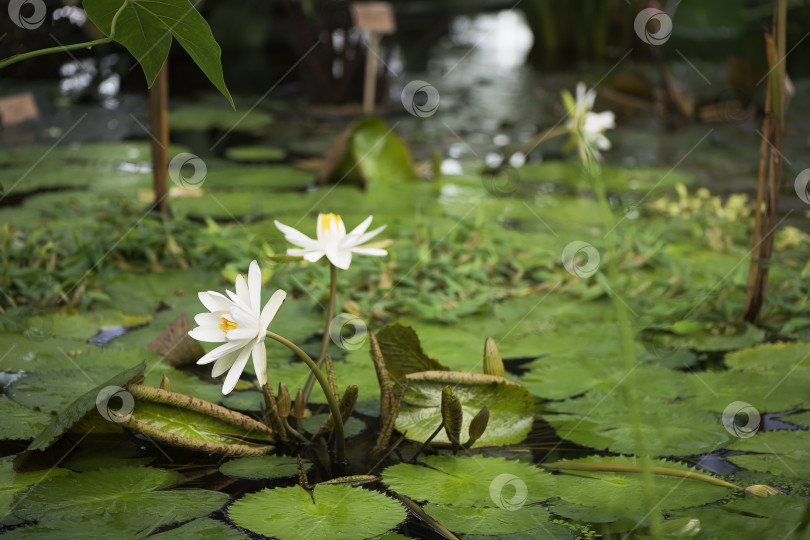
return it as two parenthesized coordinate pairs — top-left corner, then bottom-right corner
(302, 263), (338, 402)
(541, 462), (740, 490)
(266, 330), (345, 463)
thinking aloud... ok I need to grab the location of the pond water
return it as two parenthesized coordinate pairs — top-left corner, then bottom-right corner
(2, 6), (810, 540)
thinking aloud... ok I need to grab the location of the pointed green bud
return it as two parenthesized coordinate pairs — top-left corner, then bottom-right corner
(159, 374), (172, 392)
(294, 388), (307, 419)
(277, 382), (291, 418)
(297, 455), (314, 503)
(467, 405), (490, 445)
(483, 337), (504, 377)
(744, 484), (781, 498)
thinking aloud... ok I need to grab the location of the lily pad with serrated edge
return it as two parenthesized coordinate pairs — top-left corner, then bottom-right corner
(228, 484), (406, 540)
(395, 371), (534, 446)
(7, 366), (124, 414)
(151, 517), (248, 539)
(219, 455), (308, 480)
(381, 455), (555, 507)
(12, 466), (228, 523)
(547, 456), (734, 519)
(424, 503), (551, 536)
(0, 459), (71, 524)
(1, 512), (153, 539)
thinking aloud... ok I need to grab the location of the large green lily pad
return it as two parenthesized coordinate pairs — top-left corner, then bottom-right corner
(228, 484), (406, 540)
(0, 397), (51, 440)
(219, 455), (308, 480)
(395, 371), (534, 446)
(381, 455), (556, 507)
(727, 430), (810, 478)
(424, 503), (552, 536)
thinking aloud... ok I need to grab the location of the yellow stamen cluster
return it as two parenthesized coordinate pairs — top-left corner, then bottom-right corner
(320, 213), (342, 233)
(218, 317), (238, 332)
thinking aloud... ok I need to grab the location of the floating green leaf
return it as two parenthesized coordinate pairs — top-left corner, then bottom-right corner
(375, 324), (449, 384)
(152, 518), (247, 539)
(228, 484), (406, 540)
(12, 466), (228, 523)
(219, 455), (308, 480)
(301, 414), (366, 438)
(727, 430), (810, 478)
(382, 455), (555, 507)
(396, 371), (533, 446)
(0, 460), (71, 524)
(425, 503), (552, 536)
(225, 146), (287, 163)
(0, 397), (51, 440)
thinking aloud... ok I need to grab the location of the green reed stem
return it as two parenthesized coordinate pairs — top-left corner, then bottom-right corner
(302, 263), (337, 402)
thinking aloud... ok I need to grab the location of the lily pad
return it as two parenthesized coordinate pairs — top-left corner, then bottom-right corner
(302, 414), (367, 438)
(0, 397), (51, 440)
(219, 455), (307, 480)
(12, 466), (228, 523)
(225, 146), (287, 163)
(0, 460), (71, 524)
(169, 105), (273, 132)
(381, 455), (556, 507)
(727, 430), (810, 478)
(395, 371), (534, 446)
(228, 484), (406, 540)
(424, 503), (551, 536)
(547, 456), (734, 519)
(152, 518), (247, 539)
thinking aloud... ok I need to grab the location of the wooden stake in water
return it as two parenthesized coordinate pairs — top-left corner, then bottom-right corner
(149, 59), (169, 214)
(350, 2), (396, 114)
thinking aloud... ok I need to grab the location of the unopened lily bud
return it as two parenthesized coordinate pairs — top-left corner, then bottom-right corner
(294, 388), (306, 419)
(441, 386), (463, 454)
(159, 374), (172, 392)
(468, 405), (490, 444)
(277, 382), (291, 418)
(744, 484), (781, 498)
(483, 337), (504, 377)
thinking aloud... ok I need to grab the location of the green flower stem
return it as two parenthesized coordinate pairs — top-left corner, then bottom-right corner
(395, 493), (460, 540)
(410, 421), (444, 463)
(302, 263), (338, 402)
(282, 417), (309, 444)
(541, 462), (740, 490)
(0, 0), (127, 71)
(266, 330), (346, 463)
(0, 38), (113, 70)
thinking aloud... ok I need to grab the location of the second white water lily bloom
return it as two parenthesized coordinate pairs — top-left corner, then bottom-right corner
(564, 82), (616, 156)
(188, 260), (286, 395)
(274, 213), (387, 270)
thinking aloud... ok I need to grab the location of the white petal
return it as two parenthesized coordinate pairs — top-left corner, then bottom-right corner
(211, 351), (239, 376)
(274, 220), (317, 248)
(235, 274), (251, 308)
(350, 247), (387, 257)
(252, 340), (267, 387)
(194, 312), (224, 326)
(248, 260), (261, 313)
(189, 326), (227, 343)
(226, 327), (260, 341)
(260, 289), (287, 329)
(347, 215), (373, 237)
(198, 291), (233, 313)
(302, 250), (326, 263)
(197, 340), (246, 365)
(327, 247), (352, 270)
(221, 345), (252, 394)
(230, 305), (258, 327)
(225, 289), (252, 313)
(345, 224), (386, 247)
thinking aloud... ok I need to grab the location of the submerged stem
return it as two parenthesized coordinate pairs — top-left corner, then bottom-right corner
(266, 330), (346, 463)
(302, 263), (338, 402)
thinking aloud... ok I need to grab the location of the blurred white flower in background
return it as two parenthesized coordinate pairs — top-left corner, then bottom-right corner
(563, 82), (616, 160)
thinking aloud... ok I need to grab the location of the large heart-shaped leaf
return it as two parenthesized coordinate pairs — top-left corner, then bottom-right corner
(395, 371), (533, 446)
(84, 0), (233, 106)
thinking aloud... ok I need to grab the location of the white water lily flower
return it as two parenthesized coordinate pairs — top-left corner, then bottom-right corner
(188, 260), (286, 395)
(274, 213), (387, 270)
(565, 82), (616, 157)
